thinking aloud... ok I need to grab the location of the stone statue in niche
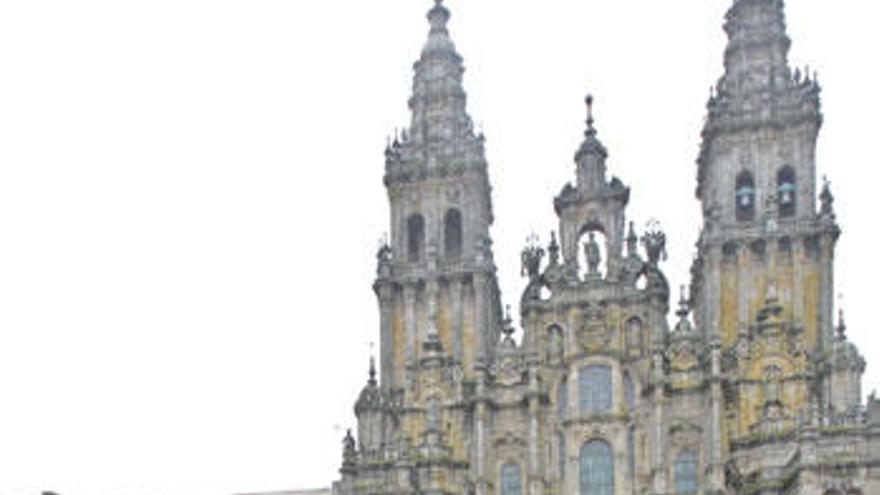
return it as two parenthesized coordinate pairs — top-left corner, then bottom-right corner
(584, 232), (602, 276)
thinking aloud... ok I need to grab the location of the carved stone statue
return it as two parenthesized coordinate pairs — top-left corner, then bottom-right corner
(521, 238), (545, 301)
(343, 429), (357, 461)
(584, 232), (601, 275)
(641, 223), (667, 266)
(820, 176), (835, 216)
(520, 244), (544, 281)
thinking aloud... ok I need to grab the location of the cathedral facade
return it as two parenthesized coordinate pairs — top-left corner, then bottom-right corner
(332, 1), (880, 495)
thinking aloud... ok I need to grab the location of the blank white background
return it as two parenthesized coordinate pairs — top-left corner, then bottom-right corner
(1, 1), (877, 494)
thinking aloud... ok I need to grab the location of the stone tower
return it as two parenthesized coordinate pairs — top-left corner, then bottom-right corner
(332, 2), (880, 495)
(376, 0), (503, 392)
(690, 0), (875, 493)
(338, 2), (504, 494)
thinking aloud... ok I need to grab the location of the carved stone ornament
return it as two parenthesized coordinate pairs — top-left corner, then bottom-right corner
(669, 421), (703, 448)
(577, 302), (610, 351)
(669, 341), (699, 373)
(495, 353), (524, 386)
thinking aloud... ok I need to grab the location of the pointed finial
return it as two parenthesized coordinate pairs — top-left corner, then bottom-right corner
(626, 221), (638, 256)
(837, 309), (847, 340)
(368, 347), (377, 386)
(676, 285), (690, 318)
(502, 304), (515, 338)
(585, 94), (596, 136)
(547, 231), (560, 266)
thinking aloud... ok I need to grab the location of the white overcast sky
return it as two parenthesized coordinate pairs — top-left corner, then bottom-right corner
(1, 1), (878, 494)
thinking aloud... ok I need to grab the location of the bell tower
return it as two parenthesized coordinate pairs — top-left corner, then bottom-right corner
(374, 0), (502, 392)
(691, 0), (860, 445)
(694, 0), (826, 356)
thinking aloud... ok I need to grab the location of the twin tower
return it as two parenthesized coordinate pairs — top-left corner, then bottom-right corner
(335, 1), (879, 495)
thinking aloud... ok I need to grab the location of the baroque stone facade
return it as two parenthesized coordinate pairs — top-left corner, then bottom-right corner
(332, 1), (880, 495)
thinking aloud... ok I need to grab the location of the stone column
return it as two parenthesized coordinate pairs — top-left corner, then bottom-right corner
(707, 338), (725, 491)
(527, 360), (542, 495)
(452, 276), (464, 363)
(651, 348), (667, 494)
(737, 242), (750, 340)
(474, 366), (489, 495)
(792, 238), (805, 338)
(377, 280), (395, 389)
(818, 235), (835, 351)
(708, 244), (725, 344)
(473, 272), (489, 362)
(404, 283), (417, 368)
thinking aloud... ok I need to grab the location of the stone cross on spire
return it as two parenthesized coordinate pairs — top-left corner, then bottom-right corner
(585, 94), (596, 137)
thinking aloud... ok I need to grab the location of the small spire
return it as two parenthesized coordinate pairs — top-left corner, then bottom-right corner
(585, 94), (596, 136)
(548, 231), (560, 265)
(837, 309), (847, 340)
(502, 305), (514, 338)
(626, 221), (638, 257)
(676, 285), (690, 319)
(368, 354), (377, 386)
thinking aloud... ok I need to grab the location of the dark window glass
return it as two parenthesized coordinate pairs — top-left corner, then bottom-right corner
(777, 166), (797, 217)
(675, 451), (698, 494)
(579, 365), (612, 414)
(735, 171), (756, 222)
(407, 214), (424, 262)
(579, 440), (614, 495)
(501, 463), (522, 495)
(444, 209), (463, 259)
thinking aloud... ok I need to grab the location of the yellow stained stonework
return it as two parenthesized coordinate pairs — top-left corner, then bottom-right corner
(721, 266), (738, 346)
(803, 269), (820, 349)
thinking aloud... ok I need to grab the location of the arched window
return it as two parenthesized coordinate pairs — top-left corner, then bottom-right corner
(735, 171), (756, 222)
(624, 372), (635, 409)
(558, 432), (566, 480)
(407, 214), (424, 262)
(558, 378), (568, 419)
(626, 317), (643, 354)
(444, 208), (463, 259)
(501, 463), (522, 495)
(579, 440), (614, 495)
(579, 365), (612, 414)
(777, 166), (796, 217)
(674, 450), (698, 494)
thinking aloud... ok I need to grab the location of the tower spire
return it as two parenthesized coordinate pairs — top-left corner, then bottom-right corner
(720, 0), (792, 95)
(574, 93), (608, 192)
(427, 0), (450, 35)
(383, 0), (486, 178)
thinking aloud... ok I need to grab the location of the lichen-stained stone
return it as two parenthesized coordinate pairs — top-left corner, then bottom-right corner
(328, 2), (879, 495)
